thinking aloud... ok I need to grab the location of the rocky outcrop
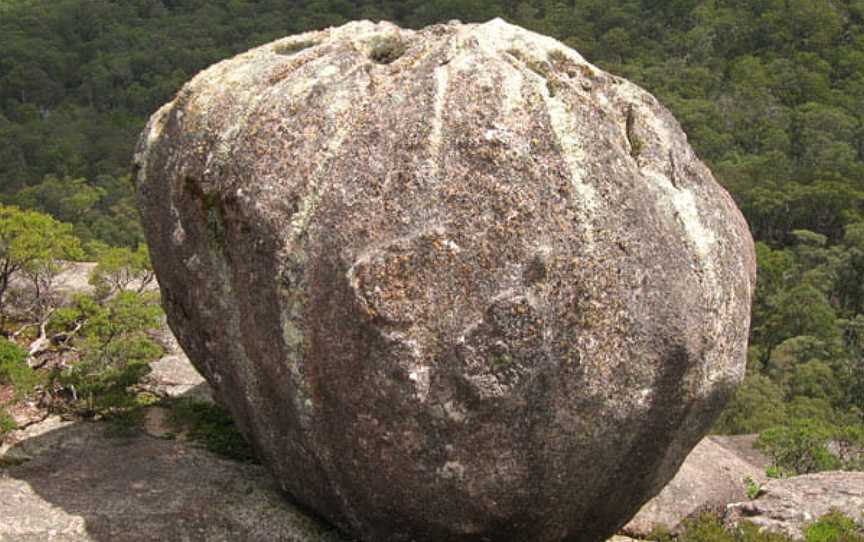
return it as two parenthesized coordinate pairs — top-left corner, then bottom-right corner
(726, 472), (864, 539)
(623, 435), (769, 537)
(135, 18), (756, 542)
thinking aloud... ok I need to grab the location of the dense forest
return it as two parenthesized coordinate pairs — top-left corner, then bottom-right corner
(1, 0), (864, 473)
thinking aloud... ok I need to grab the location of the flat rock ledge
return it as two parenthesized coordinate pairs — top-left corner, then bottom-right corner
(726, 471), (864, 540)
(0, 417), (344, 542)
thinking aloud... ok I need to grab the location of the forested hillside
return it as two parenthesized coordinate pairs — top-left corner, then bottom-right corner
(1, 0), (863, 471)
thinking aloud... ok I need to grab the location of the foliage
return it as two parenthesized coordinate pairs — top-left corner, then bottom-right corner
(0, 336), (37, 397)
(0, 407), (15, 437)
(88, 242), (154, 299)
(652, 512), (864, 542)
(718, 223), (864, 457)
(715, 373), (788, 434)
(804, 511), (864, 542)
(50, 290), (163, 416)
(0, 204), (82, 319)
(651, 512), (790, 542)
(744, 475), (762, 500)
(757, 418), (840, 475)
(165, 398), (258, 463)
(756, 415), (864, 476)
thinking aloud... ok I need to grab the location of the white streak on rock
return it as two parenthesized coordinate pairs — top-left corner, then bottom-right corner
(644, 170), (716, 272)
(428, 64), (450, 178)
(540, 85), (598, 215)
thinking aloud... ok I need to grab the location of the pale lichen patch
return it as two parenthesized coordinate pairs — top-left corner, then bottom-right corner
(286, 91), (355, 241)
(407, 365), (431, 402)
(438, 460), (466, 480)
(428, 63), (450, 178)
(133, 101), (173, 189)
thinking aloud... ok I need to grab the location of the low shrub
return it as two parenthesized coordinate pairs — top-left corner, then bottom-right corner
(0, 337), (38, 397)
(0, 407), (16, 437)
(165, 398), (258, 463)
(653, 512), (863, 542)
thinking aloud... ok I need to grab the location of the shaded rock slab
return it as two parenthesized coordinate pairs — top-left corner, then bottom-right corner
(726, 471), (864, 539)
(0, 417), (345, 542)
(623, 434), (769, 537)
(622, 435), (769, 538)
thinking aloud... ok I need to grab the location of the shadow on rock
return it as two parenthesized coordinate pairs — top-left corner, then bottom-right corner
(0, 386), (346, 542)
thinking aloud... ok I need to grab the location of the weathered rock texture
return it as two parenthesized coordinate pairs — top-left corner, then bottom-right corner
(135, 19), (756, 542)
(726, 472), (864, 539)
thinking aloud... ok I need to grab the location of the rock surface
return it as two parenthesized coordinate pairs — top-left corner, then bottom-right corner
(726, 471), (864, 539)
(0, 417), (345, 542)
(136, 18), (756, 542)
(623, 435), (769, 537)
(143, 320), (212, 401)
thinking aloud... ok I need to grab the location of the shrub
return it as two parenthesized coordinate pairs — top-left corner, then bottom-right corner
(662, 512), (862, 542)
(744, 475), (763, 499)
(0, 337), (38, 397)
(47, 290), (163, 418)
(0, 407), (16, 437)
(757, 418), (839, 475)
(805, 511), (864, 542)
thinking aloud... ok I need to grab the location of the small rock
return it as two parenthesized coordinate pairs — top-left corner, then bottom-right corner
(143, 354), (211, 401)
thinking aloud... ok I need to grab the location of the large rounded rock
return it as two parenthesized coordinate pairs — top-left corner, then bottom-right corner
(135, 19), (756, 542)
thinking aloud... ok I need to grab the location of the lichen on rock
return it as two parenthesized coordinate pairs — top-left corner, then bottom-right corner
(135, 18), (756, 542)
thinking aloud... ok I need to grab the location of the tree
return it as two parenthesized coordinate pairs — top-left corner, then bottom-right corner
(0, 204), (82, 327)
(52, 289), (163, 414)
(757, 418), (839, 475)
(714, 373), (787, 434)
(88, 242), (155, 299)
(10, 176), (105, 227)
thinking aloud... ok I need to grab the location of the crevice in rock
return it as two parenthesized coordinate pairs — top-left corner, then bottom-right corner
(274, 40), (318, 56)
(369, 35), (407, 64)
(625, 105), (644, 160)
